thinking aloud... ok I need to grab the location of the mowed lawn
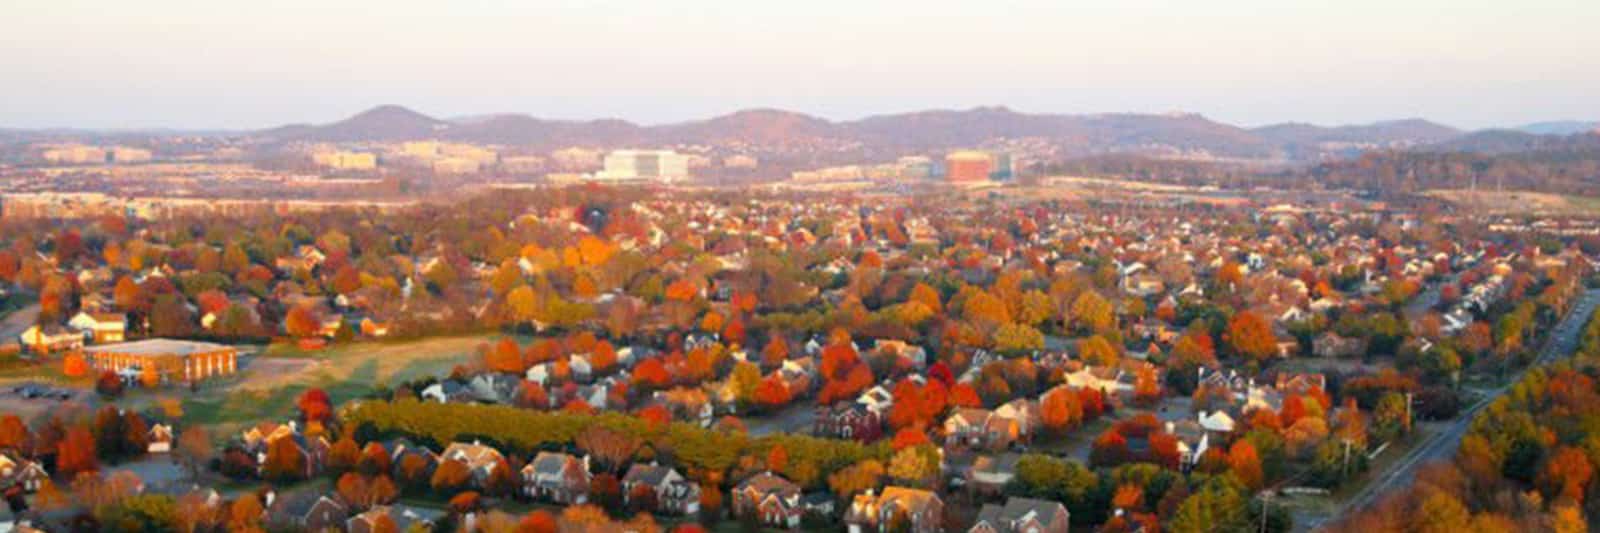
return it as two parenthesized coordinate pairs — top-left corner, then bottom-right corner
(181, 335), (499, 433)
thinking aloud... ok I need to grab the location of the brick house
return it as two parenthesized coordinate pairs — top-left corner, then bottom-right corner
(814, 403), (884, 442)
(968, 497), (1070, 533)
(732, 472), (803, 528)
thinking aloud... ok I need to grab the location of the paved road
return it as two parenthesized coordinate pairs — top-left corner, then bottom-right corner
(0, 303), (40, 343)
(1308, 289), (1600, 531)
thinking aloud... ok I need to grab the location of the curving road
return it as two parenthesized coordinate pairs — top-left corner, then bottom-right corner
(1309, 289), (1600, 531)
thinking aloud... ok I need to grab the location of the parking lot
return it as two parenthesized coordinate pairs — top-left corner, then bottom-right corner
(0, 381), (92, 420)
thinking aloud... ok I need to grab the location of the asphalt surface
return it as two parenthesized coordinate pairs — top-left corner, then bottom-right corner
(0, 303), (40, 343)
(1309, 288), (1600, 531)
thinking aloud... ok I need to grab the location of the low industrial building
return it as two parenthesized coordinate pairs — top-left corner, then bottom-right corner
(86, 338), (238, 385)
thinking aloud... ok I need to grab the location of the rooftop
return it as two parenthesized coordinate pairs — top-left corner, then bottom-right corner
(84, 338), (234, 357)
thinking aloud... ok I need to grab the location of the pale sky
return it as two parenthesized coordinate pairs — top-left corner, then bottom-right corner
(1, 0), (1597, 130)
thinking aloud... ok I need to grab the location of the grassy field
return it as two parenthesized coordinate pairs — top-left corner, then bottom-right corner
(1425, 189), (1600, 216)
(0, 357), (80, 384)
(181, 335), (500, 433)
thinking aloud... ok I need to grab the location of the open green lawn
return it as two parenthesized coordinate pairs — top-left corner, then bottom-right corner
(0, 358), (80, 384)
(180, 335), (506, 434)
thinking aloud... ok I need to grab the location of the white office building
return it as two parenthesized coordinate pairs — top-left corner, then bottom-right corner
(595, 150), (690, 182)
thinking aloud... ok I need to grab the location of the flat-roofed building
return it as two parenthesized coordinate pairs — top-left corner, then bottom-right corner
(596, 150), (690, 182)
(987, 152), (1015, 180)
(945, 151), (994, 182)
(41, 145), (108, 165)
(110, 147), (154, 164)
(87, 338), (238, 385)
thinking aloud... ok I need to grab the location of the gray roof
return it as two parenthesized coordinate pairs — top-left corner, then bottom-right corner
(531, 451), (578, 475)
(85, 338), (232, 357)
(623, 463), (676, 486)
(974, 497), (1068, 530)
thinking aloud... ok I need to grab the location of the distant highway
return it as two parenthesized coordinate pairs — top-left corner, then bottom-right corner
(1310, 289), (1600, 531)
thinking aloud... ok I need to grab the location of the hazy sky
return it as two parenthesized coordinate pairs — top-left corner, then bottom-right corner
(2, 0), (1597, 130)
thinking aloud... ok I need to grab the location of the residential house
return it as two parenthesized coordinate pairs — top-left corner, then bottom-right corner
(964, 453), (1022, 495)
(440, 441), (506, 485)
(815, 403), (884, 442)
(968, 497), (1071, 533)
(1245, 384), (1284, 412)
(802, 492), (837, 519)
(1197, 411), (1237, 435)
(621, 463), (702, 515)
(241, 421), (298, 454)
(68, 311), (126, 343)
(873, 340), (929, 369)
(359, 317), (392, 338)
(386, 439), (438, 477)
(1442, 309), (1474, 335)
(0, 454), (48, 492)
(420, 380), (472, 403)
(525, 364), (552, 386)
(944, 408), (1027, 451)
(18, 324), (83, 354)
(846, 487), (944, 533)
(1122, 272), (1166, 297)
(1313, 332), (1365, 358)
(856, 385), (894, 414)
(1275, 372), (1327, 396)
(467, 373), (519, 404)
(1196, 368), (1250, 394)
(319, 316), (344, 338)
(944, 408), (995, 448)
(521, 452), (590, 504)
(732, 472), (804, 528)
(147, 423), (173, 453)
(265, 493), (348, 532)
(347, 506), (435, 533)
(777, 358), (815, 394)
(1169, 420), (1212, 470)
(1064, 366), (1132, 397)
(993, 399), (1041, 441)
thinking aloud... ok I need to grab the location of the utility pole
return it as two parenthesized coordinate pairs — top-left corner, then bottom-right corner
(1342, 438), (1352, 479)
(1405, 392), (1414, 433)
(1260, 492), (1272, 533)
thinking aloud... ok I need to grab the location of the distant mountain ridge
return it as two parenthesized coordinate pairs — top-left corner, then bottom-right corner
(249, 105), (1584, 161)
(1251, 119), (1461, 145)
(256, 105), (1283, 159)
(1428, 128), (1600, 154)
(1517, 120), (1599, 136)
(260, 105), (448, 142)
